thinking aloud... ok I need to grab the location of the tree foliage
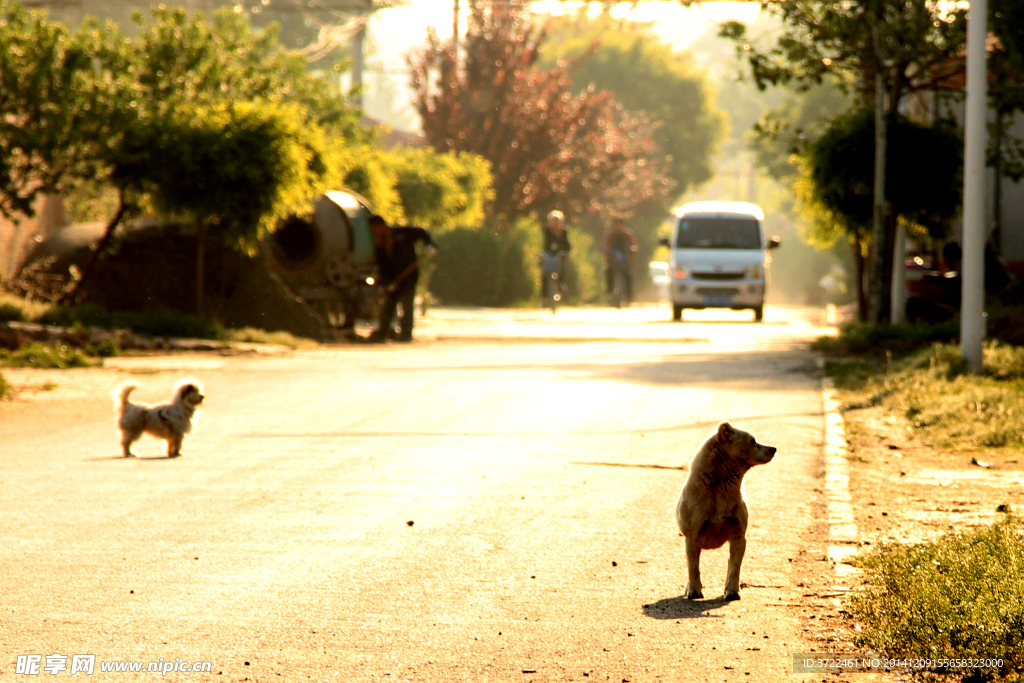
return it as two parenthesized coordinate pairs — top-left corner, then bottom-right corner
(989, 0), (1024, 183)
(341, 147), (493, 232)
(720, 0), (968, 321)
(720, 0), (967, 114)
(801, 109), (962, 315)
(0, 1), (124, 221)
(125, 6), (364, 137)
(805, 110), (961, 237)
(748, 82), (850, 182)
(115, 101), (338, 252)
(409, 0), (672, 224)
(540, 11), (724, 196)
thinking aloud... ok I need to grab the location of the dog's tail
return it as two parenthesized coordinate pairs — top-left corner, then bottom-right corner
(114, 383), (138, 415)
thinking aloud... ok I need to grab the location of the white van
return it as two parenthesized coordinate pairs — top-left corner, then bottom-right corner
(660, 201), (780, 322)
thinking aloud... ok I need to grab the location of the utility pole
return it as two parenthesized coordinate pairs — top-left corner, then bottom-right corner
(961, 0), (988, 373)
(453, 0), (460, 61)
(890, 222), (907, 323)
(351, 16), (365, 108)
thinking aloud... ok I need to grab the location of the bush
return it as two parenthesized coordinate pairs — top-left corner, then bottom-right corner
(560, 228), (602, 305)
(851, 517), (1024, 681)
(386, 148), (493, 232)
(341, 146), (494, 233)
(1, 342), (97, 369)
(429, 218), (541, 307)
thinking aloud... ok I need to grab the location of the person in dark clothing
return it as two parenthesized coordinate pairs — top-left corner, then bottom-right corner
(368, 214), (436, 343)
(540, 210), (571, 298)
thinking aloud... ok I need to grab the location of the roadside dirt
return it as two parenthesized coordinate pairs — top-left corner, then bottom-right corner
(791, 404), (1024, 682)
(842, 406), (1024, 548)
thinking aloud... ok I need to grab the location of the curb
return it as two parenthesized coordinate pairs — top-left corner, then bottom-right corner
(822, 375), (861, 598)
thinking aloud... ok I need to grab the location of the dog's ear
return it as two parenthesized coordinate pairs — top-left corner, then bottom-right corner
(717, 422), (734, 440)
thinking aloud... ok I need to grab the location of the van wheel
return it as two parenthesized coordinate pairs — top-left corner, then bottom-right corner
(753, 305), (764, 322)
(672, 304), (684, 321)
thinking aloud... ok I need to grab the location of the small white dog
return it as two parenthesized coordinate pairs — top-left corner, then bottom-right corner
(115, 378), (204, 458)
(675, 422), (776, 601)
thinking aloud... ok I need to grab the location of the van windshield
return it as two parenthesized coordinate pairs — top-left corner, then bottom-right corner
(676, 217), (762, 250)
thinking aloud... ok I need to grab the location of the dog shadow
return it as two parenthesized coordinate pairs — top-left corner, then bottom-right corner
(642, 595), (734, 620)
(82, 455), (181, 462)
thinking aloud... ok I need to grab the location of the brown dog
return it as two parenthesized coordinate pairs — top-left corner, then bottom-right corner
(675, 422), (776, 600)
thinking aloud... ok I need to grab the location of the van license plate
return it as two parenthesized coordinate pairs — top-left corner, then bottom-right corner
(703, 296), (733, 307)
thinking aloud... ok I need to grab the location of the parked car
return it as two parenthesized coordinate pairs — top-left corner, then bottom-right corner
(648, 261), (670, 301)
(659, 201), (780, 322)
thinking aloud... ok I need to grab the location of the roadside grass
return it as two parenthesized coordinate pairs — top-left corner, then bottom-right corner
(1, 296), (318, 350)
(40, 304), (223, 340)
(0, 373), (9, 399)
(813, 320), (960, 356)
(0, 342), (99, 369)
(850, 517), (1024, 682)
(0, 292), (50, 322)
(224, 327), (316, 349)
(826, 341), (1024, 453)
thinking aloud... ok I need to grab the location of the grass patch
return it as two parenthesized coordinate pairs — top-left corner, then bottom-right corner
(0, 292), (51, 322)
(1, 295), (316, 351)
(224, 327), (316, 349)
(0, 342), (99, 369)
(850, 517), (1024, 681)
(813, 320), (961, 356)
(0, 373), (9, 399)
(40, 304), (223, 340)
(831, 342), (1024, 453)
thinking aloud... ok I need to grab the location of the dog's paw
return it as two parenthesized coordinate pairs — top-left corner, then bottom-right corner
(123, 452), (136, 458)
(723, 591), (741, 601)
(685, 589), (704, 600)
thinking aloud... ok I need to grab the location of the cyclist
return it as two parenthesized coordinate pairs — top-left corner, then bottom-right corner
(541, 210), (571, 301)
(603, 217), (638, 304)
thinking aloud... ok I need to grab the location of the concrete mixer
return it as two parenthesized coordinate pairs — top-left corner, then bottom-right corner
(263, 190), (380, 329)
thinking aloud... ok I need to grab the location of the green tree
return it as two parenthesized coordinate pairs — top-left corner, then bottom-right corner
(0, 1), (125, 222)
(60, 5), (363, 306)
(123, 6), (364, 137)
(749, 83), (850, 182)
(989, 0), (1024, 251)
(384, 148), (493, 232)
(540, 11), (723, 196)
(801, 109), (962, 317)
(113, 101), (341, 316)
(721, 0), (968, 322)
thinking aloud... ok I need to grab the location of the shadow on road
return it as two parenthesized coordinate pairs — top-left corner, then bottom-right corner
(571, 461), (687, 471)
(643, 595), (733, 619)
(241, 411), (824, 440)
(82, 455), (180, 462)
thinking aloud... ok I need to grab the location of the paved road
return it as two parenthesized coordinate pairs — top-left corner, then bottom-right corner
(0, 305), (837, 682)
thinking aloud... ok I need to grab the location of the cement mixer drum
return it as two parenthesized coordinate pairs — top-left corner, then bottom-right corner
(264, 190), (379, 327)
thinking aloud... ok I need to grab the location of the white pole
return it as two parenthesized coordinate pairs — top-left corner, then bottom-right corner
(890, 222), (907, 324)
(351, 19), (365, 108)
(961, 0), (987, 373)
(453, 0), (460, 61)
